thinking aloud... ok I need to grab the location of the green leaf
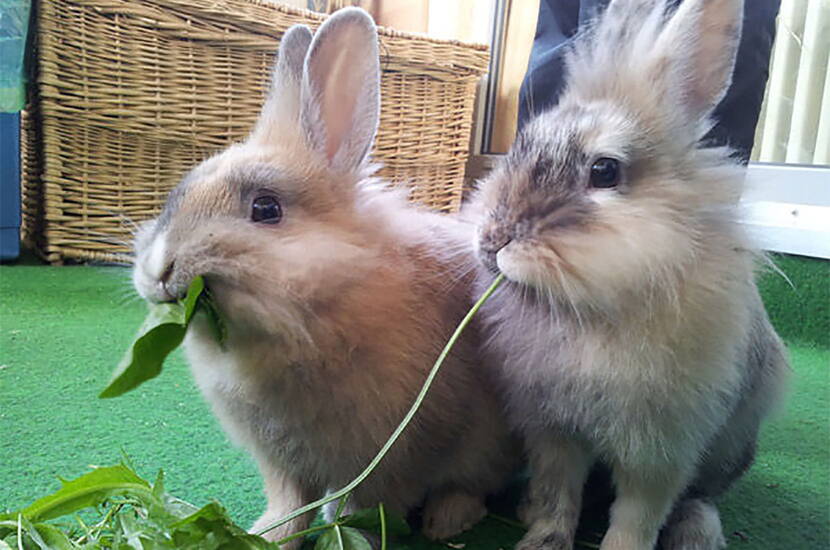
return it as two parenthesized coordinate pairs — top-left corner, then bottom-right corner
(170, 502), (277, 549)
(314, 528), (341, 550)
(182, 276), (204, 324)
(98, 304), (188, 398)
(169, 501), (233, 530)
(339, 527), (372, 550)
(314, 526), (371, 550)
(116, 512), (146, 549)
(23, 521), (75, 550)
(0, 515), (77, 550)
(0, 539), (11, 550)
(340, 508), (409, 536)
(99, 276), (228, 399)
(147, 468), (200, 524)
(0, 464), (154, 523)
(152, 470), (166, 500)
(200, 286), (227, 349)
(99, 277), (205, 398)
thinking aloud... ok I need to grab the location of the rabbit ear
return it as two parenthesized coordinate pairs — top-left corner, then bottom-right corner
(653, 0), (744, 119)
(300, 7), (380, 172)
(251, 24), (314, 143)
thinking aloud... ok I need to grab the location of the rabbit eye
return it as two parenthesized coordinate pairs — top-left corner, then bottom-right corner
(251, 195), (282, 224)
(590, 158), (620, 189)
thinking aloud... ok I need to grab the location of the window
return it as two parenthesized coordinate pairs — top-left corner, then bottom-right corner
(292, 0), (829, 258)
(478, 0), (830, 258)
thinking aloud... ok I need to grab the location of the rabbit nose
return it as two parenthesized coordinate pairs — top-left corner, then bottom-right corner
(160, 260), (175, 285)
(480, 237), (511, 255)
(156, 260), (178, 302)
(479, 236), (512, 273)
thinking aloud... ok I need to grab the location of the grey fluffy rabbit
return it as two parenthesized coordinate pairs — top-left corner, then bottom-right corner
(467, 1), (789, 549)
(131, 8), (514, 546)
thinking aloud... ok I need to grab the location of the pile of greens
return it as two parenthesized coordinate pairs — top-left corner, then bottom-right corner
(0, 463), (406, 550)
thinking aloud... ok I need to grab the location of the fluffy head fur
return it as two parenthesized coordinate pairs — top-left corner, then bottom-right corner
(467, 2), (789, 550)
(472, 0), (746, 316)
(133, 8), (514, 545)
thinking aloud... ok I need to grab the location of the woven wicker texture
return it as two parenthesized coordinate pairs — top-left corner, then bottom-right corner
(22, 0), (489, 264)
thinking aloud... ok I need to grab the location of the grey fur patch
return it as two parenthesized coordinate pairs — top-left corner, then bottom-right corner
(157, 162), (213, 230)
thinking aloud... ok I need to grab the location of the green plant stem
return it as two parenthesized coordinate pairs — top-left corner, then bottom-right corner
(379, 503), (387, 550)
(275, 522), (336, 546)
(333, 493), (351, 521)
(89, 503), (123, 541)
(74, 513), (93, 543)
(256, 274), (505, 536)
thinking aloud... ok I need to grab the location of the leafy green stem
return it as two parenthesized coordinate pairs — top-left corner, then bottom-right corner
(256, 274), (505, 536)
(276, 522), (336, 546)
(379, 503), (387, 550)
(333, 493), (351, 521)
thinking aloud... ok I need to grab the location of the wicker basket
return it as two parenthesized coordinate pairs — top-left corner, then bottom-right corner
(21, 0), (489, 264)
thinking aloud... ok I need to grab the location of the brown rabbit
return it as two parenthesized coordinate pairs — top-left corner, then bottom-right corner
(466, 1), (789, 549)
(132, 8), (515, 546)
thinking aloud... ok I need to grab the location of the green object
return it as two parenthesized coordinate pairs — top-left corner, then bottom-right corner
(758, 254), (830, 348)
(0, 258), (827, 549)
(0, 464), (152, 523)
(315, 526), (372, 550)
(0, 459), (408, 549)
(0, 464), (280, 549)
(99, 276), (206, 399)
(340, 508), (410, 537)
(0, 0), (31, 112)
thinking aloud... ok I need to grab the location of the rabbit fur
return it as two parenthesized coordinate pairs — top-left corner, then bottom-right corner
(132, 8), (515, 546)
(466, 1), (789, 549)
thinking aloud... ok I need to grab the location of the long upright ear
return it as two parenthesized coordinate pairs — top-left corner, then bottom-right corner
(653, 0), (744, 120)
(251, 24), (314, 144)
(300, 7), (380, 172)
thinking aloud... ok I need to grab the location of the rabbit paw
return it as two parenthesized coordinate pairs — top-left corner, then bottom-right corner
(516, 493), (540, 526)
(421, 491), (486, 540)
(660, 499), (726, 550)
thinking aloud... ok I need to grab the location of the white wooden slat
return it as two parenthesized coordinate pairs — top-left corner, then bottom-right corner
(785, 0), (830, 164)
(758, 0), (806, 163)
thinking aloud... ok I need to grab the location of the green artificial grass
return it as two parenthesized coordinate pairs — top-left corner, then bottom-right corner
(758, 254), (830, 348)
(1, 260), (828, 549)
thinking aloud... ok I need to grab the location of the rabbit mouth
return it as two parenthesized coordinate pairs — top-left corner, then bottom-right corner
(491, 241), (541, 286)
(493, 238), (584, 295)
